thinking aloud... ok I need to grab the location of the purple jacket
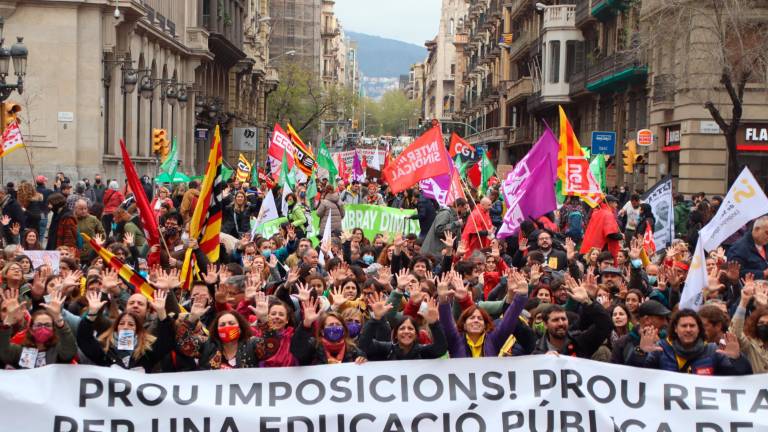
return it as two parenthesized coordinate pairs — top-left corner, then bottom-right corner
(439, 294), (527, 358)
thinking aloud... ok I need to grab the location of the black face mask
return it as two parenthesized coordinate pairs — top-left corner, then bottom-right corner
(165, 227), (179, 237)
(757, 324), (768, 341)
(95, 179), (101, 184)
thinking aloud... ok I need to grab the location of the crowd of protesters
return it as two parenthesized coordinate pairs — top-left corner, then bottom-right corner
(0, 170), (766, 376)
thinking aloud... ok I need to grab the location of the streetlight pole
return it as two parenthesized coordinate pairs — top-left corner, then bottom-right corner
(0, 17), (29, 103)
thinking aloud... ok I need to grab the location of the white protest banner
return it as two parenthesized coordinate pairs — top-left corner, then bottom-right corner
(680, 239), (709, 310)
(701, 167), (768, 251)
(22, 250), (61, 273)
(332, 149), (388, 170)
(642, 176), (674, 250)
(1, 357), (766, 431)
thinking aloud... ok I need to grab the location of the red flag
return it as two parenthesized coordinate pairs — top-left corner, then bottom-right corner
(383, 126), (451, 193)
(258, 167), (275, 189)
(448, 132), (475, 159)
(642, 221), (656, 255)
(119, 140), (159, 247)
(360, 152), (368, 172)
(268, 124), (295, 179)
(336, 153), (349, 183)
(467, 163), (481, 188)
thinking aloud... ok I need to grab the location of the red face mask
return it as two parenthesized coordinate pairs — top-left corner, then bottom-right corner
(31, 327), (55, 344)
(218, 325), (241, 343)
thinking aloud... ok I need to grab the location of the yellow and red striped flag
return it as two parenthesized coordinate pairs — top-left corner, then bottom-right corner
(81, 233), (154, 301)
(190, 125), (224, 262)
(556, 105), (602, 208)
(287, 123), (316, 176)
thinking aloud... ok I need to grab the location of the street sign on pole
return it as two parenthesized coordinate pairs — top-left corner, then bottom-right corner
(591, 131), (616, 155)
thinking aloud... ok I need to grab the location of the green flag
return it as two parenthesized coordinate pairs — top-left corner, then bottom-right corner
(306, 172), (318, 210)
(480, 152), (496, 192)
(159, 137), (178, 174)
(454, 155), (469, 179)
(317, 140), (338, 186)
(250, 162), (259, 188)
(278, 149), (296, 190)
(590, 154), (607, 193)
(222, 160), (234, 182)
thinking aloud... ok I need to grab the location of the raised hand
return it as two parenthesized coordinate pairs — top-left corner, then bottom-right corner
(436, 273), (453, 301)
(629, 237), (642, 261)
(638, 325), (662, 353)
(244, 277), (262, 302)
(189, 296), (210, 322)
(123, 231), (135, 247)
(506, 268), (529, 297)
(395, 269), (411, 289)
(301, 297), (321, 327)
(102, 268), (121, 294)
(62, 269), (83, 293)
(1, 289), (26, 325)
(367, 291), (393, 320)
(725, 262), (741, 282)
(716, 333), (741, 359)
(456, 240), (468, 257)
(565, 276), (591, 304)
(10, 222), (20, 237)
(249, 291), (269, 322)
(529, 264), (542, 284)
(518, 237), (529, 252)
(565, 237), (576, 261)
(203, 264), (220, 285)
(85, 290), (107, 316)
(150, 289), (168, 320)
(441, 230), (456, 249)
(156, 268), (181, 290)
(376, 266), (392, 286)
(286, 267), (300, 284)
(93, 233), (106, 247)
(0, 215), (9, 226)
(268, 254), (279, 269)
(296, 283), (312, 303)
(419, 297), (439, 324)
(330, 286), (347, 308)
(739, 278), (754, 307)
(40, 290), (65, 322)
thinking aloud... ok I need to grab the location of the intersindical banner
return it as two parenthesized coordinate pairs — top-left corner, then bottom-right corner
(0, 357), (765, 431)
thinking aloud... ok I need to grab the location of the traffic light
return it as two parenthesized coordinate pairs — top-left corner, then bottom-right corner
(160, 136), (171, 161)
(1, 102), (21, 131)
(152, 128), (167, 156)
(623, 139), (637, 174)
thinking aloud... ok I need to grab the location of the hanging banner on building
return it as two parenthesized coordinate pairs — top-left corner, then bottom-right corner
(341, 204), (420, 239)
(1, 357), (766, 431)
(641, 176), (674, 250)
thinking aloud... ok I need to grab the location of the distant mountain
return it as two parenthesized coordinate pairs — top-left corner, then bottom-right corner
(346, 31), (426, 78)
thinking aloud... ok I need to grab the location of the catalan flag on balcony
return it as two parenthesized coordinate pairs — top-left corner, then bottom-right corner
(499, 34), (514, 45)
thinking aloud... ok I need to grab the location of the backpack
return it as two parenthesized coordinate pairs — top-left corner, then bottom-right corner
(565, 211), (584, 240)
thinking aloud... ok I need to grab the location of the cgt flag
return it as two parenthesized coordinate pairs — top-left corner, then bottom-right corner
(448, 132), (476, 160)
(383, 126), (451, 193)
(268, 124), (295, 179)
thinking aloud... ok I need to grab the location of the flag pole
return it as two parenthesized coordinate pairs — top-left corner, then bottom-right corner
(21, 137), (35, 181)
(457, 173), (493, 235)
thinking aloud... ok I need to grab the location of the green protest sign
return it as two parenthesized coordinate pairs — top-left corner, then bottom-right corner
(341, 204), (420, 240)
(250, 217), (288, 239)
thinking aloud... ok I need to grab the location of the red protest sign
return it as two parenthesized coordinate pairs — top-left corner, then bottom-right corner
(383, 126), (451, 193)
(565, 157), (593, 194)
(268, 124), (295, 177)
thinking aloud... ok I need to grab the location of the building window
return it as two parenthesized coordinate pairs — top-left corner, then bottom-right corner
(599, 96), (613, 130)
(450, 64), (455, 76)
(549, 41), (560, 83)
(449, 19), (455, 35)
(287, 22), (295, 37)
(287, 0), (295, 18)
(564, 41), (579, 83)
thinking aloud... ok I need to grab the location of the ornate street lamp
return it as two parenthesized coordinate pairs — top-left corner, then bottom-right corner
(0, 17), (29, 102)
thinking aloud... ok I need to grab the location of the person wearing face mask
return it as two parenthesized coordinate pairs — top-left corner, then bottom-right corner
(359, 293), (447, 361)
(730, 281), (768, 373)
(176, 295), (293, 369)
(291, 298), (366, 365)
(0, 289), (76, 369)
(77, 290), (174, 372)
(340, 308), (364, 342)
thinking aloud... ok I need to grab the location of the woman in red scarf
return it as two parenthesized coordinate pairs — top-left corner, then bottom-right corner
(291, 296), (366, 365)
(175, 292), (297, 369)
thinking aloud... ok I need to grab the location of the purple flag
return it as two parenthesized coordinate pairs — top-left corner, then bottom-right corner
(352, 151), (366, 183)
(419, 158), (455, 205)
(502, 127), (559, 207)
(497, 155), (557, 239)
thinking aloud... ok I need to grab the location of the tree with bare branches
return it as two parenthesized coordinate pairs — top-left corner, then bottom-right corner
(641, 0), (768, 185)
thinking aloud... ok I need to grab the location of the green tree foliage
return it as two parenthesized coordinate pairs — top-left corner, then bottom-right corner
(360, 90), (419, 136)
(267, 60), (359, 134)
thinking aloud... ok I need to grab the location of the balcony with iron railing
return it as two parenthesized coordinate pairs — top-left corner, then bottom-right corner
(508, 30), (531, 60)
(652, 74), (675, 107)
(585, 50), (647, 92)
(506, 124), (533, 147)
(590, 0), (630, 22)
(569, 68), (586, 95)
(543, 5), (576, 29)
(504, 76), (533, 103)
(505, 0), (530, 19)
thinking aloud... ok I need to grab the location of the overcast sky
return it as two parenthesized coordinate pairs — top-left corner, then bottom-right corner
(334, 0), (442, 46)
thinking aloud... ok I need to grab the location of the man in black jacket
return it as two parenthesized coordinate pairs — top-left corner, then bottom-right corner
(0, 185), (25, 228)
(533, 280), (612, 358)
(726, 216), (768, 279)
